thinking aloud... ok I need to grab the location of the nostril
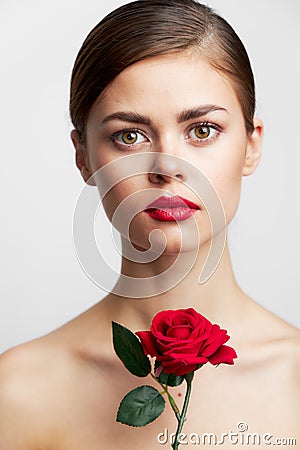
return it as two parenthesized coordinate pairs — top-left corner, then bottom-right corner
(148, 170), (185, 185)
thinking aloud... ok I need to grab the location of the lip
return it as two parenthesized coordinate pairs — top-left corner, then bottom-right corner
(145, 195), (200, 210)
(144, 195), (200, 222)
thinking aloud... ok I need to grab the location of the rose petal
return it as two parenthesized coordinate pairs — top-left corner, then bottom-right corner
(167, 353), (208, 365)
(154, 333), (208, 348)
(161, 359), (199, 376)
(171, 311), (191, 326)
(201, 325), (229, 357)
(135, 331), (158, 357)
(166, 325), (193, 340)
(152, 310), (176, 332)
(172, 316), (190, 326)
(155, 336), (206, 356)
(208, 345), (237, 365)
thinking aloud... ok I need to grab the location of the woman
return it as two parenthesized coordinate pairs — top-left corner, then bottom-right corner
(0, 1), (299, 448)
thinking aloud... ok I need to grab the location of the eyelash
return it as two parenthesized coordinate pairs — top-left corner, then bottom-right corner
(186, 121), (221, 144)
(110, 127), (146, 151)
(109, 122), (222, 151)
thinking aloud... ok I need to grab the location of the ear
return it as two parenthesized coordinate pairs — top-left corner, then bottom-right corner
(242, 118), (264, 177)
(70, 129), (96, 186)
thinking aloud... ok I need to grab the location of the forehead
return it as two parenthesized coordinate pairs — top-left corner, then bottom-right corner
(91, 52), (242, 120)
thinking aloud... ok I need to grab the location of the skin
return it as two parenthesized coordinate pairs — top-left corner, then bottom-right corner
(0, 52), (299, 450)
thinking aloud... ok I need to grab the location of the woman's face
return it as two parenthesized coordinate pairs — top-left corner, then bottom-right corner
(78, 52), (262, 254)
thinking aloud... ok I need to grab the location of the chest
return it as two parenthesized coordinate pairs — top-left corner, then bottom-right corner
(55, 361), (298, 450)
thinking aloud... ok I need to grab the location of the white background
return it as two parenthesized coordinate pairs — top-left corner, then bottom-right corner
(1, 0), (299, 353)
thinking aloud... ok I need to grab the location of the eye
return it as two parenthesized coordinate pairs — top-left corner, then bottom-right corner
(194, 126), (210, 139)
(188, 124), (219, 142)
(112, 129), (147, 146)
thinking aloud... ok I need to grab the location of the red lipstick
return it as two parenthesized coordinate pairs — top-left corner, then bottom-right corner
(144, 195), (200, 222)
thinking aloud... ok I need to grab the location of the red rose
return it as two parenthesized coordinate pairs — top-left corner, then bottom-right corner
(136, 308), (237, 376)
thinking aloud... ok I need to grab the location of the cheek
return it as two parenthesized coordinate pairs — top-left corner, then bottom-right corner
(100, 179), (155, 252)
(101, 183), (130, 222)
(88, 148), (112, 173)
(200, 139), (247, 225)
(214, 170), (242, 224)
(101, 178), (143, 223)
(213, 151), (246, 224)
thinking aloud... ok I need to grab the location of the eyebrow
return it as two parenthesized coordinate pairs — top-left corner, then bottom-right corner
(177, 105), (228, 123)
(101, 104), (228, 126)
(101, 111), (151, 126)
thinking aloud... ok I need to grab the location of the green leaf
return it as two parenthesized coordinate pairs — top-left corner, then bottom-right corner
(155, 360), (184, 387)
(184, 371), (195, 384)
(112, 321), (151, 377)
(117, 385), (165, 427)
(158, 371), (184, 387)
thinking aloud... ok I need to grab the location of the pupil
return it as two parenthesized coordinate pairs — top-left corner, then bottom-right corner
(197, 127), (209, 138)
(124, 132), (136, 143)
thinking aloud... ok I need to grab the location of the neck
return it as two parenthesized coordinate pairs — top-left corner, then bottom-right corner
(108, 232), (246, 331)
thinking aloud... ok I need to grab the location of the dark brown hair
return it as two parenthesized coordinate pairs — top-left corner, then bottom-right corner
(70, 0), (255, 143)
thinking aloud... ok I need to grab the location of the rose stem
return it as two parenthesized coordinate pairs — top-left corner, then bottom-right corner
(171, 372), (194, 450)
(150, 373), (181, 421)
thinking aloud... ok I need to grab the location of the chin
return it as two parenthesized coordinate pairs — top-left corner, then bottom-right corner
(130, 225), (213, 256)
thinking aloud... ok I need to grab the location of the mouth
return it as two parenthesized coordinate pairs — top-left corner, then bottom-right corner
(144, 195), (200, 222)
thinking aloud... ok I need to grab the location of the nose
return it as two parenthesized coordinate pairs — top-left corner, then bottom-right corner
(148, 152), (188, 185)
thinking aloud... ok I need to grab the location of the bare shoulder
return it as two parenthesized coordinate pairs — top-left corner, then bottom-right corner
(269, 319), (300, 425)
(280, 321), (300, 382)
(282, 321), (300, 384)
(0, 303), (119, 450)
(239, 294), (300, 374)
(249, 301), (300, 387)
(0, 337), (76, 449)
(265, 309), (300, 361)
